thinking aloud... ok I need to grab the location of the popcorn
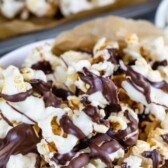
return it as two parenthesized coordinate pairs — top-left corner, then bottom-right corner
(7, 153), (38, 168)
(88, 91), (109, 108)
(0, 0), (58, 19)
(147, 128), (168, 159)
(0, 0), (25, 19)
(132, 58), (163, 82)
(108, 112), (128, 131)
(123, 34), (142, 61)
(60, 0), (116, 17)
(26, 0), (58, 18)
(122, 155), (142, 168)
(59, 0), (92, 16)
(0, 66), (32, 95)
(0, 116), (12, 138)
(141, 37), (168, 62)
(61, 51), (91, 66)
(1, 35), (168, 168)
(24, 44), (66, 71)
(21, 68), (47, 82)
(161, 114), (168, 130)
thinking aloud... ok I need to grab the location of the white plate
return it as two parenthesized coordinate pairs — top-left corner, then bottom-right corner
(155, 0), (168, 28)
(0, 39), (54, 67)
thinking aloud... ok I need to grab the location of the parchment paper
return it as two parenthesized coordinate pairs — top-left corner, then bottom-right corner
(52, 16), (164, 55)
(0, 0), (146, 40)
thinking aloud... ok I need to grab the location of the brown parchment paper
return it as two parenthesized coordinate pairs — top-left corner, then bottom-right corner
(52, 16), (164, 55)
(0, 0), (146, 40)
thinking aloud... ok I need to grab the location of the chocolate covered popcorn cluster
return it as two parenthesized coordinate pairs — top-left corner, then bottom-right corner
(1, 35), (168, 168)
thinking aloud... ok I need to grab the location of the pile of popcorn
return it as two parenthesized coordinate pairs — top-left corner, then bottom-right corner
(0, 0), (116, 19)
(1, 34), (168, 168)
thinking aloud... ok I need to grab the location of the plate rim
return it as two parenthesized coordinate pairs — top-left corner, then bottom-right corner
(155, 0), (168, 28)
(0, 38), (55, 67)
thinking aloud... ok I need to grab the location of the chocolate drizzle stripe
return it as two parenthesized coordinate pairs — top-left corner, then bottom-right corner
(161, 134), (168, 144)
(62, 153), (90, 168)
(124, 65), (168, 101)
(151, 102), (168, 109)
(152, 60), (167, 70)
(127, 79), (144, 93)
(60, 115), (85, 139)
(0, 124), (40, 168)
(52, 86), (73, 101)
(124, 66), (151, 103)
(7, 102), (36, 124)
(127, 78), (151, 104)
(121, 162), (131, 168)
(79, 68), (119, 105)
(30, 79), (62, 108)
(52, 152), (76, 166)
(0, 112), (13, 127)
(107, 110), (138, 147)
(89, 143), (112, 167)
(0, 89), (33, 102)
(148, 79), (168, 94)
(83, 105), (102, 123)
(60, 57), (68, 68)
(107, 48), (119, 64)
(142, 149), (163, 168)
(31, 61), (53, 74)
(35, 155), (41, 168)
(52, 133), (123, 168)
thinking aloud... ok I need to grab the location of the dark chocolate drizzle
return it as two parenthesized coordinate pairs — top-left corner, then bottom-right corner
(104, 104), (122, 119)
(89, 143), (112, 167)
(123, 65), (168, 103)
(62, 153), (90, 168)
(52, 133), (122, 168)
(30, 79), (61, 107)
(142, 149), (163, 168)
(124, 66), (151, 103)
(148, 79), (168, 94)
(31, 61), (53, 74)
(35, 155), (41, 168)
(79, 68), (119, 105)
(43, 91), (62, 108)
(0, 124), (39, 168)
(107, 48), (119, 64)
(0, 89), (33, 102)
(88, 134), (122, 168)
(83, 105), (101, 123)
(83, 105), (108, 126)
(60, 115), (85, 139)
(161, 134), (168, 144)
(52, 86), (73, 100)
(0, 112), (13, 127)
(138, 110), (151, 122)
(121, 163), (131, 168)
(30, 79), (52, 94)
(52, 152), (76, 165)
(164, 160), (168, 167)
(107, 110), (138, 147)
(78, 49), (93, 56)
(7, 102), (36, 124)
(54, 110), (135, 167)
(152, 60), (167, 70)
(80, 96), (90, 106)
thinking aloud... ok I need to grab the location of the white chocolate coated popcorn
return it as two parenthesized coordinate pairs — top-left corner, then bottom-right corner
(7, 153), (38, 168)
